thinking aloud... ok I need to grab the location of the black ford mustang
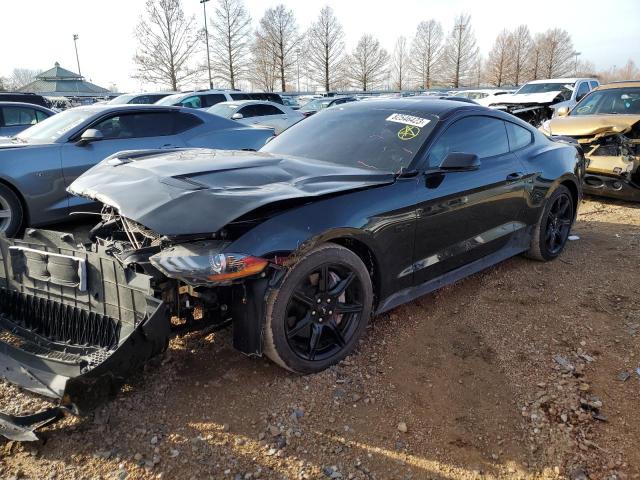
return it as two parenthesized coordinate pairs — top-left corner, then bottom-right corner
(0, 99), (584, 439)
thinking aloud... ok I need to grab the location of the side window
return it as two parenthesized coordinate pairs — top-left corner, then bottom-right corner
(575, 82), (590, 101)
(3, 107), (38, 126)
(426, 116), (509, 168)
(238, 105), (257, 118)
(231, 93), (251, 101)
(179, 96), (201, 108)
(254, 104), (284, 116)
(589, 81), (598, 90)
(172, 112), (203, 134)
(35, 110), (49, 122)
(92, 112), (174, 139)
(203, 94), (226, 107)
(505, 121), (533, 151)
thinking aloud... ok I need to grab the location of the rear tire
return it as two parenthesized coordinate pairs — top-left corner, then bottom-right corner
(526, 185), (574, 261)
(0, 184), (23, 238)
(263, 243), (373, 374)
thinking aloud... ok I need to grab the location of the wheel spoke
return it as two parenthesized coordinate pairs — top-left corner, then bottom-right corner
(0, 209), (10, 219)
(329, 272), (355, 297)
(287, 313), (313, 339)
(292, 289), (314, 308)
(326, 319), (346, 347)
(308, 323), (323, 360)
(335, 302), (363, 314)
(559, 218), (571, 226)
(318, 265), (330, 292)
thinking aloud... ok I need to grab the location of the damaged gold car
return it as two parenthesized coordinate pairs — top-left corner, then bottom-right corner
(540, 81), (640, 201)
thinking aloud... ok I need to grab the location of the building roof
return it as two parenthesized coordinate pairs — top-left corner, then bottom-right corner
(18, 62), (111, 97)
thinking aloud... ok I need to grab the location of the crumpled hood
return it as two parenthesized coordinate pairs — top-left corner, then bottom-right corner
(489, 91), (564, 106)
(68, 148), (395, 236)
(547, 115), (640, 137)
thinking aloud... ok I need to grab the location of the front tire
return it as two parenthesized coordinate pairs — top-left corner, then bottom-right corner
(0, 184), (24, 238)
(263, 243), (373, 374)
(526, 185), (574, 261)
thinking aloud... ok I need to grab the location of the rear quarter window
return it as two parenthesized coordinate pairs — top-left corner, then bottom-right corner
(505, 121), (533, 151)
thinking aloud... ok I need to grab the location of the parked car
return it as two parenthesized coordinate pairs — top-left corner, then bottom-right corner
(0, 92), (51, 109)
(488, 78), (599, 126)
(208, 100), (305, 134)
(540, 80), (640, 201)
(0, 105), (274, 236)
(108, 92), (177, 105)
(156, 90), (284, 109)
(451, 89), (514, 106)
(281, 95), (301, 109)
(0, 102), (55, 137)
(0, 98), (584, 439)
(299, 96), (358, 116)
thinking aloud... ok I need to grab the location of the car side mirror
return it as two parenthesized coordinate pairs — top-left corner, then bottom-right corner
(231, 113), (244, 120)
(439, 152), (480, 171)
(77, 129), (103, 145)
(557, 106), (570, 117)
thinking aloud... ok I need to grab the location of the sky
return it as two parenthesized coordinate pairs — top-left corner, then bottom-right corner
(1, 0), (638, 92)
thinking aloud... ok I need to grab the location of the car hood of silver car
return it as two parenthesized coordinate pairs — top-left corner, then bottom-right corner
(68, 148), (396, 237)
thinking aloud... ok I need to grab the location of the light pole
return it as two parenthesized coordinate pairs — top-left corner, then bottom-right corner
(200, 0), (213, 89)
(573, 51), (581, 76)
(296, 48), (300, 92)
(73, 34), (81, 76)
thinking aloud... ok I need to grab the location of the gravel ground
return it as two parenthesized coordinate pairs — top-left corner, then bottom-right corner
(0, 196), (638, 480)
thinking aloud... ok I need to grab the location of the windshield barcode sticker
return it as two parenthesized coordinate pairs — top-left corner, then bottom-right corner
(386, 113), (430, 128)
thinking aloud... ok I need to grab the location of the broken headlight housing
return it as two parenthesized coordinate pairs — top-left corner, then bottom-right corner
(150, 248), (269, 285)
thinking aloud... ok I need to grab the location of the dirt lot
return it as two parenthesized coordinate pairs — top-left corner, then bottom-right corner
(0, 196), (638, 480)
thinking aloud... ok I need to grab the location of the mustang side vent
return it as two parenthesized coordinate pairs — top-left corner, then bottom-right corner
(0, 289), (121, 350)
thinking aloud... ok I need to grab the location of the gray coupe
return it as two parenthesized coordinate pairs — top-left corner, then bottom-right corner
(0, 104), (274, 236)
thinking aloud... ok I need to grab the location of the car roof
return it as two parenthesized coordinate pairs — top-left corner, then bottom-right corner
(71, 104), (201, 114)
(214, 100), (281, 107)
(0, 101), (53, 112)
(526, 78), (595, 84)
(338, 97), (483, 117)
(596, 81), (640, 90)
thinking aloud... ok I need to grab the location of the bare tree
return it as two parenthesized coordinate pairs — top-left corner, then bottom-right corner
(391, 36), (410, 90)
(442, 13), (478, 88)
(485, 30), (512, 87)
(133, 0), (201, 90)
(346, 34), (389, 91)
(510, 25), (531, 86)
(9, 68), (41, 90)
(473, 55), (483, 87)
(598, 59), (640, 83)
(250, 34), (278, 92)
(0, 77), (7, 92)
(208, 0), (252, 89)
(410, 20), (443, 89)
(256, 4), (300, 92)
(306, 6), (345, 92)
(529, 33), (545, 80)
(538, 28), (575, 78)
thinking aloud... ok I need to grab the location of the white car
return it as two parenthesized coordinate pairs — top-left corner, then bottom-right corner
(451, 89), (514, 106)
(207, 100), (305, 134)
(487, 78), (599, 125)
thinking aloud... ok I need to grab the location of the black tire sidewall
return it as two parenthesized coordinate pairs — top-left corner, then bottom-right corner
(537, 186), (573, 261)
(0, 184), (23, 237)
(266, 244), (373, 374)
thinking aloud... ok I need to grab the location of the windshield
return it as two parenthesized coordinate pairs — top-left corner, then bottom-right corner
(300, 99), (332, 112)
(16, 108), (94, 143)
(571, 88), (640, 116)
(517, 82), (575, 94)
(207, 103), (237, 118)
(155, 93), (184, 105)
(261, 105), (438, 172)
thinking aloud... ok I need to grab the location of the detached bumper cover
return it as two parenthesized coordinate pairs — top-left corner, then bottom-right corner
(0, 229), (170, 440)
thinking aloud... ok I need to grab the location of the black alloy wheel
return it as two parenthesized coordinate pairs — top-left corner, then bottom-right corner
(544, 192), (573, 255)
(263, 243), (373, 373)
(285, 264), (364, 362)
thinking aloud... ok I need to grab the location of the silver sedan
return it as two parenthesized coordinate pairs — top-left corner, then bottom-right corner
(0, 104), (274, 236)
(207, 100), (305, 134)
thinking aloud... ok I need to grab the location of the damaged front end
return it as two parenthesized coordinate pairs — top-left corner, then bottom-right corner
(491, 102), (555, 127)
(0, 229), (170, 440)
(543, 118), (640, 200)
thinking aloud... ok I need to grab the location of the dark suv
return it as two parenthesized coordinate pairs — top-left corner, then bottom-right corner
(0, 92), (50, 108)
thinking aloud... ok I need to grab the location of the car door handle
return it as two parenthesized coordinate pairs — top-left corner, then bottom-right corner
(506, 172), (525, 181)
